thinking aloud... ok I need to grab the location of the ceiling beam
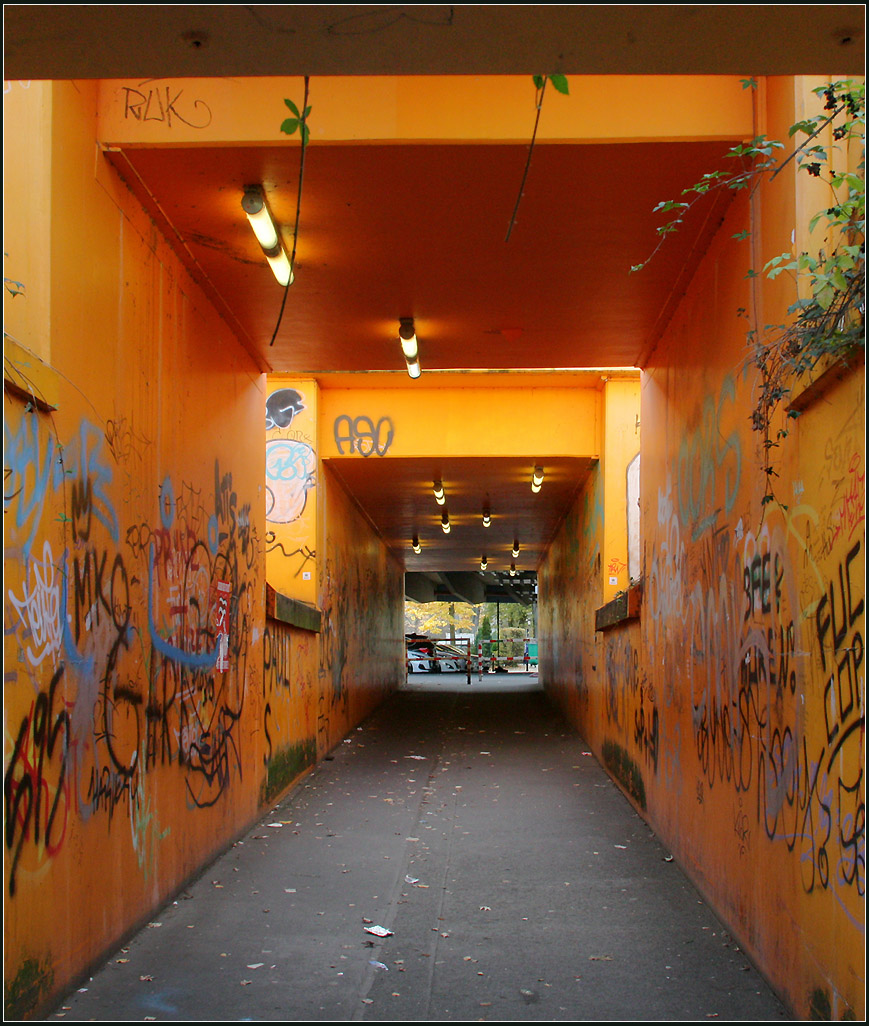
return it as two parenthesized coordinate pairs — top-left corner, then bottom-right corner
(4, 6), (865, 81)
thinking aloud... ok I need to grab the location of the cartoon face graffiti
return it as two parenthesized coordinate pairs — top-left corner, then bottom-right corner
(266, 388), (305, 430)
(265, 439), (316, 523)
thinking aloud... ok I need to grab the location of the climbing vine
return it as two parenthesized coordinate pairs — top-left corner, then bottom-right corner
(634, 78), (865, 511)
(267, 79), (312, 347)
(505, 74), (569, 242)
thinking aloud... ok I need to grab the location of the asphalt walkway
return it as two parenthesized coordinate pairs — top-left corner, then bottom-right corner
(48, 676), (791, 1021)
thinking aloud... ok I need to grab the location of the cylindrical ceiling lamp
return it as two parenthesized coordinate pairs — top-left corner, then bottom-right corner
(241, 186), (293, 286)
(399, 318), (421, 379)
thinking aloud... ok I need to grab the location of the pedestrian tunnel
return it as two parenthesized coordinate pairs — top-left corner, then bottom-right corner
(259, 366), (641, 800)
(262, 368), (640, 748)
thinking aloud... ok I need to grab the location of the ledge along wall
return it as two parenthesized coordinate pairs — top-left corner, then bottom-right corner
(2, 81), (403, 1020)
(262, 373), (405, 799)
(539, 77), (865, 1020)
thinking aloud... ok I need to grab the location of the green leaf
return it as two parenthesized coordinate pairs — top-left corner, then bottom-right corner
(808, 211), (824, 233)
(281, 117), (299, 136)
(831, 268), (849, 291)
(732, 230), (751, 240)
(532, 75), (545, 90)
(815, 284), (835, 310)
(284, 98), (300, 117)
(548, 74), (569, 95)
(789, 119), (817, 137)
(741, 77), (758, 90)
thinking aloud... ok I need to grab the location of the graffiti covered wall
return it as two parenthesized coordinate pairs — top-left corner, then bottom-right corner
(539, 465), (603, 728)
(540, 80), (865, 1019)
(3, 80), (272, 1017)
(316, 465), (405, 755)
(265, 378), (318, 607)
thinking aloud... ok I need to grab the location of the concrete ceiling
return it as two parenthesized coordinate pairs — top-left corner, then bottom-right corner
(5, 5), (864, 603)
(4, 6), (864, 80)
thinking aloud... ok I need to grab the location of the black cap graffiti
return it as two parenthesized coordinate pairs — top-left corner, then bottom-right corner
(266, 388), (305, 430)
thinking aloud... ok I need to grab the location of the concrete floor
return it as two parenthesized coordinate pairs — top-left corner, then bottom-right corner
(46, 677), (792, 1021)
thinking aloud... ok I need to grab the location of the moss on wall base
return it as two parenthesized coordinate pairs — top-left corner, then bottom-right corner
(4, 955), (54, 1020)
(601, 739), (646, 811)
(261, 739), (317, 805)
(808, 985), (857, 1021)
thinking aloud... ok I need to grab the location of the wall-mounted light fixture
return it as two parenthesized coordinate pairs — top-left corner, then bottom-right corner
(399, 318), (421, 379)
(412, 534), (421, 554)
(441, 510), (451, 534)
(480, 555), (488, 570)
(482, 504), (491, 528)
(241, 186), (293, 286)
(531, 466), (545, 493)
(512, 539), (520, 558)
(509, 563), (517, 576)
(433, 479), (445, 505)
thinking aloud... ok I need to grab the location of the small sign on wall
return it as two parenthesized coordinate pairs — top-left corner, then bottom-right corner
(213, 579), (231, 671)
(609, 576), (618, 586)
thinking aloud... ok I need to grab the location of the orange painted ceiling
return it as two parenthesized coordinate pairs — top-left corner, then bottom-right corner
(111, 139), (739, 375)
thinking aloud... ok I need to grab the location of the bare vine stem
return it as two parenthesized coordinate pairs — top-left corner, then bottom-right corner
(505, 77), (547, 243)
(270, 74), (310, 347)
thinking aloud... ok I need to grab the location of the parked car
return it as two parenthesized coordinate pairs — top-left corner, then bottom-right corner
(406, 635), (436, 672)
(435, 643), (473, 673)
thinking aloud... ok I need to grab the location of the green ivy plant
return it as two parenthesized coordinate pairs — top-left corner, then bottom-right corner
(634, 78), (865, 511)
(280, 96), (312, 146)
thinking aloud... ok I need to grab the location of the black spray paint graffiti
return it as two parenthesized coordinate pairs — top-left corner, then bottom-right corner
(333, 415), (394, 456)
(142, 461), (257, 809)
(121, 83), (213, 129)
(4, 399), (263, 893)
(687, 524), (864, 898)
(4, 666), (70, 897)
(262, 623), (292, 765)
(604, 637), (659, 775)
(266, 388), (305, 431)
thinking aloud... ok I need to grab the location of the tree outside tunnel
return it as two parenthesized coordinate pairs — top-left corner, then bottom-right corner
(405, 600), (535, 664)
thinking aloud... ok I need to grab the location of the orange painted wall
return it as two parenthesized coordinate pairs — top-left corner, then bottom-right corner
(540, 77), (865, 1019)
(318, 381), (600, 460)
(265, 377), (319, 606)
(262, 376), (406, 785)
(316, 464), (405, 753)
(3, 80), (403, 1020)
(96, 75), (753, 147)
(3, 79), (267, 1017)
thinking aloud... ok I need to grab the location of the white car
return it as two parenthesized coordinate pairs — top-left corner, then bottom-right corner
(435, 645), (468, 673)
